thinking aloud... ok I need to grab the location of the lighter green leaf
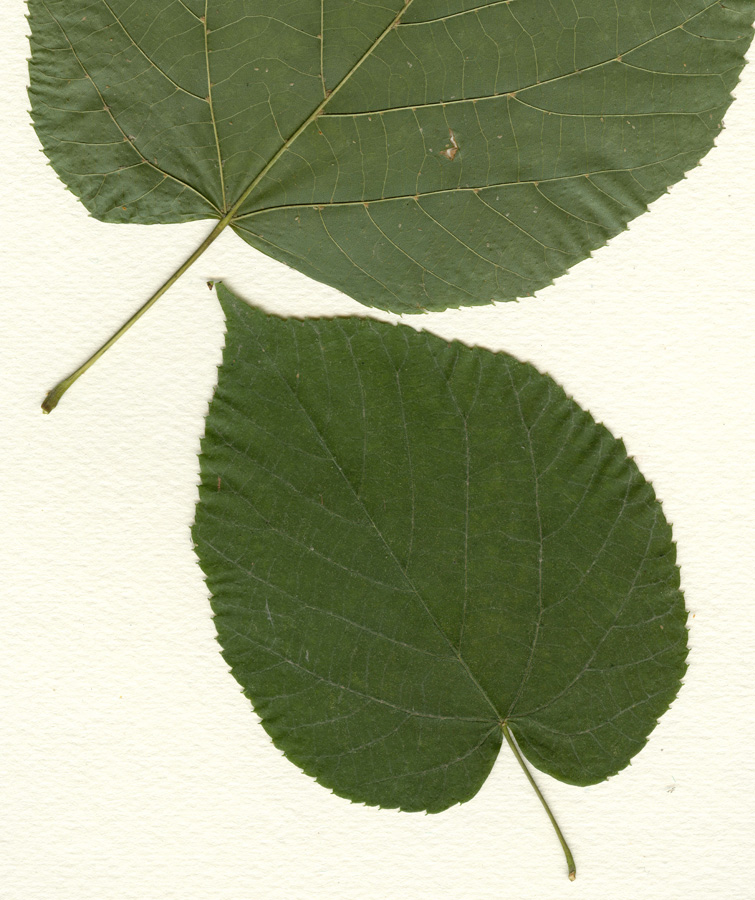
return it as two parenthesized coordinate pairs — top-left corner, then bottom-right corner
(193, 284), (688, 816)
(29, 0), (754, 313)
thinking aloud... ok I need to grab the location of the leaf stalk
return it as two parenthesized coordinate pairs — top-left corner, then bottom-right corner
(502, 721), (576, 881)
(41, 214), (231, 413)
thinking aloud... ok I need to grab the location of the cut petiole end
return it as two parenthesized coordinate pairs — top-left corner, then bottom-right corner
(40, 217), (232, 414)
(42, 378), (73, 413)
(502, 721), (577, 881)
(42, 388), (61, 413)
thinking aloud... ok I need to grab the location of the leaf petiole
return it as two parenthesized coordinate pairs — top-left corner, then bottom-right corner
(502, 721), (576, 881)
(41, 214), (233, 413)
(41, 3), (417, 414)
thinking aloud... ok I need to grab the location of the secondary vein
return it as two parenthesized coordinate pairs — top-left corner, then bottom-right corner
(39, 0), (220, 214)
(203, 1), (227, 211)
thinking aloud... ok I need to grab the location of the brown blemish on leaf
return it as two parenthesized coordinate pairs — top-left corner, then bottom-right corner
(442, 129), (459, 161)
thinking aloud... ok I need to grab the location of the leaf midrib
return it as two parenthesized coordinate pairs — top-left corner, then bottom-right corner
(215, 0), (418, 223)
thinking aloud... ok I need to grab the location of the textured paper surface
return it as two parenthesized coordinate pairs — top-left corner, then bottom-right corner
(2, 9), (754, 899)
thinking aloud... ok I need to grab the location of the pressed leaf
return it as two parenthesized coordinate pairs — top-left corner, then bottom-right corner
(193, 284), (688, 817)
(29, 0), (754, 313)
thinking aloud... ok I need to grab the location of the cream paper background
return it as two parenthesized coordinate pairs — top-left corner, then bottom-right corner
(2, 9), (754, 899)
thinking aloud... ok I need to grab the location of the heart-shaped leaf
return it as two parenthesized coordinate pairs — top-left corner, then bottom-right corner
(193, 285), (688, 873)
(29, 0), (753, 314)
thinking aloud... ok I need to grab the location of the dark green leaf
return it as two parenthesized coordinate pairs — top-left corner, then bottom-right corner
(29, 0), (754, 312)
(193, 284), (688, 814)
